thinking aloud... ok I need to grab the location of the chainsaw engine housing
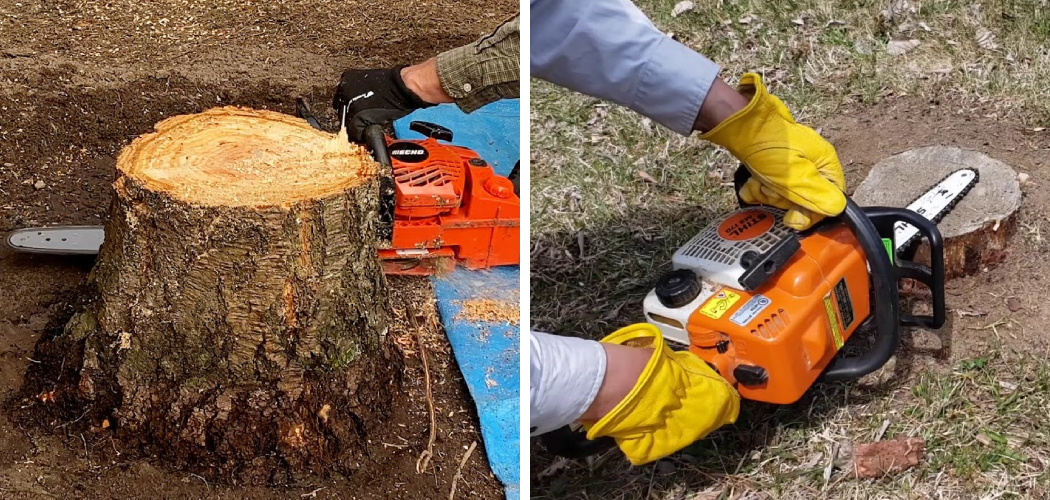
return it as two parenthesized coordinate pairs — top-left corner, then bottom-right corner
(644, 207), (877, 404)
(375, 122), (519, 274)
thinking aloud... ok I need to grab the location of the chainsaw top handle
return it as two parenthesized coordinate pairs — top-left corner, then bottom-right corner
(362, 124), (392, 167)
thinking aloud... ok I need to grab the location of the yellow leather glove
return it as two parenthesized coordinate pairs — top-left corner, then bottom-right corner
(700, 73), (846, 230)
(580, 324), (740, 465)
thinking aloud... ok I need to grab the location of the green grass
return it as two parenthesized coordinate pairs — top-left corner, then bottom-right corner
(530, 0), (1050, 497)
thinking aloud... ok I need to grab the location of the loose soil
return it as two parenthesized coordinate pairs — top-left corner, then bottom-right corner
(0, 0), (517, 498)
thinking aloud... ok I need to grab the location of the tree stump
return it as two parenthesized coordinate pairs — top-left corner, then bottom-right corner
(30, 106), (401, 481)
(852, 146), (1022, 280)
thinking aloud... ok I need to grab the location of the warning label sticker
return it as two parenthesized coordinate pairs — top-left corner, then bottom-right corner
(699, 289), (742, 319)
(730, 294), (772, 326)
(824, 293), (844, 349)
(833, 278), (854, 329)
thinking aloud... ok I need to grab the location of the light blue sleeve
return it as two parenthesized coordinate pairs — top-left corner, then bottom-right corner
(530, 0), (722, 136)
(529, 330), (607, 436)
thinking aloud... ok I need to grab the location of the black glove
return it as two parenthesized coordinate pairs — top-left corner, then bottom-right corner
(331, 67), (435, 142)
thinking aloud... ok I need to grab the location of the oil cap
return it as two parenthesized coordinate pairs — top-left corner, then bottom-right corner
(733, 364), (768, 386)
(483, 176), (515, 198)
(655, 269), (701, 308)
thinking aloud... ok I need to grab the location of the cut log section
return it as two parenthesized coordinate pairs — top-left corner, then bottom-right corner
(27, 106), (401, 480)
(853, 146), (1022, 280)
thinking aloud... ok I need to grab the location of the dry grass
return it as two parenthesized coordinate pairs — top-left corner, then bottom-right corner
(530, 0), (1050, 498)
(530, 341), (1050, 499)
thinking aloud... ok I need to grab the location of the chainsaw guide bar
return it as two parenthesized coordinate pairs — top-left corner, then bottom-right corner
(893, 168), (979, 255)
(6, 226), (105, 255)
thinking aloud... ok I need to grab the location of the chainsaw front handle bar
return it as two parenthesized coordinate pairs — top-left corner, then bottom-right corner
(821, 199), (900, 380)
(821, 200), (946, 381)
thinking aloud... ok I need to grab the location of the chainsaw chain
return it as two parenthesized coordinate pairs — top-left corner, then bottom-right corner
(896, 168), (980, 255)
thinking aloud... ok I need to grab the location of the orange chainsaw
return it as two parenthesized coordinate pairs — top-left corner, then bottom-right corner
(359, 118), (520, 275)
(6, 100), (521, 276)
(539, 164), (976, 459)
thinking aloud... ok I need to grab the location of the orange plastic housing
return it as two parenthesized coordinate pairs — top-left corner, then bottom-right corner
(686, 224), (873, 404)
(378, 136), (519, 274)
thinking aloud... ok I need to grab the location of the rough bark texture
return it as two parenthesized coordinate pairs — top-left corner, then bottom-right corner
(853, 146), (1022, 280)
(36, 107), (401, 482)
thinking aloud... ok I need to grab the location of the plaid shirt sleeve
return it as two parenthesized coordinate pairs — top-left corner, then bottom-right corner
(435, 13), (520, 113)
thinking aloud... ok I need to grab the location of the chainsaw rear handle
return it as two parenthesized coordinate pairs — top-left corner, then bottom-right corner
(537, 425), (616, 459)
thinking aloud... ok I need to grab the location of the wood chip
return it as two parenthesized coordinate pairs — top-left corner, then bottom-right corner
(852, 436), (925, 478)
(671, 1), (694, 17)
(887, 39), (920, 56)
(976, 433), (993, 446)
(2, 48), (35, 58)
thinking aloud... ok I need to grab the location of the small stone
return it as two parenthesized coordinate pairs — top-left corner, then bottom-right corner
(33, 180), (46, 190)
(1007, 297), (1022, 312)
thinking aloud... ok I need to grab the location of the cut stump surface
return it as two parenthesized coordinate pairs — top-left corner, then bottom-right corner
(25, 106), (400, 483)
(852, 146), (1022, 280)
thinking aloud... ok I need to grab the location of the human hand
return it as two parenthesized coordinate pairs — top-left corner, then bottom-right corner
(579, 323), (740, 465)
(331, 61), (450, 142)
(699, 73), (846, 230)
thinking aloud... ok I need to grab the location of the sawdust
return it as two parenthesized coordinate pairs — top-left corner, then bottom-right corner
(456, 299), (519, 324)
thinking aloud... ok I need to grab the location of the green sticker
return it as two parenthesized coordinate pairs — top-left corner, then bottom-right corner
(882, 238), (895, 265)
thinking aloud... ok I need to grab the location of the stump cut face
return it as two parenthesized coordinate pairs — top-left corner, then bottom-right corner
(119, 106), (377, 207)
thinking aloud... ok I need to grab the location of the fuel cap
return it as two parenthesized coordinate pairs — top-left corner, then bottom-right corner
(655, 269), (701, 308)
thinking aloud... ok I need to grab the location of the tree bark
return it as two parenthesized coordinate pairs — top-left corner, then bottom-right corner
(852, 146), (1022, 280)
(36, 106), (400, 481)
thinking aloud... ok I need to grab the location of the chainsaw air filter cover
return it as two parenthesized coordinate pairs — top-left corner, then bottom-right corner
(672, 207), (801, 291)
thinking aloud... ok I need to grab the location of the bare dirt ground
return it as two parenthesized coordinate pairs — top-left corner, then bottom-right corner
(826, 96), (1050, 359)
(0, 0), (517, 498)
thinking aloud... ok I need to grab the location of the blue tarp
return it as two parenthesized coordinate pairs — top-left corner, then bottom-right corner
(394, 99), (521, 500)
